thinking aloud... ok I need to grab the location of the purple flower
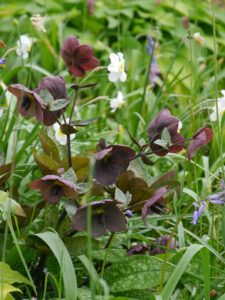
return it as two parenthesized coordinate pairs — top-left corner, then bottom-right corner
(150, 235), (178, 256)
(72, 199), (127, 237)
(219, 179), (225, 190)
(127, 244), (148, 257)
(125, 210), (134, 218)
(0, 58), (7, 65)
(29, 175), (78, 204)
(191, 202), (206, 225)
(146, 36), (160, 86)
(208, 190), (225, 205)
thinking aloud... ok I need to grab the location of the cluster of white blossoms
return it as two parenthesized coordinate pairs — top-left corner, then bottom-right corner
(108, 52), (127, 113)
(210, 90), (225, 122)
(53, 119), (76, 145)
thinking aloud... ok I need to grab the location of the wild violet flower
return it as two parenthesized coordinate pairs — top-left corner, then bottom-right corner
(108, 52), (127, 82)
(146, 36), (160, 86)
(16, 35), (32, 60)
(0, 58), (7, 72)
(8, 84), (44, 122)
(29, 175), (78, 204)
(187, 126), (213, 161)
(53, 119), (76, 145)
(150, 235), (178, 255)
(110, 91), (124, 113)
(60, 35), (99, 77)
(147, 109), (185, 156)
(35, 76), (69, 126)
(142, 186), (168, 227)
(93, 144), (136, 186)
(191, 201), (206, 225)
(193, 32), (205, 47)
(210, 90), (225, 122)
(72, 199), (127, 237)
(30, 14), (46, 32)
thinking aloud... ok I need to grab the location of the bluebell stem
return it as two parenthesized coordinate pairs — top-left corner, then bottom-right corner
(146, 36), (160, 86)
(191, 201), (206, 225)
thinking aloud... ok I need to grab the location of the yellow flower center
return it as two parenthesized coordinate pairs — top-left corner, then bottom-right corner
(119, 62), (125, 73)
(57, 127), (65, 137)
(94, 208), (105, 214)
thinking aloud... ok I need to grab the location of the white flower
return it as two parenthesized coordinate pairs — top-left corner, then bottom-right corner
(210, 90), (225, 122)
(53, 119), (76, 145)
(16, 35), (32, 60)
(30, 14), (46, 33)
(193, 32), (205, 47)
(108, 52), (127, 82)
(110, 91), (124, 113)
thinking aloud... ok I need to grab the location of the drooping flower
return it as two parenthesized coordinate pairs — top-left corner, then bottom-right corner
(16, 35), (32, 60)
(8, 84), (44, 122)
(147, 109), (185, 156)
(72, 199), (127, 237)
(187, 126), (213, 161)
(29, 174), (78, 204)
(110, 91), (124, 113)
(150, 235), (178, 255)
(0, 58), (7, 72)
(127, 244), (148, 256)
(60, 35), (99, 77)
(210, 90), (225, 122)
(146, 36), (160, 86)
(191, 202), (206, 225)
(208, 190), (225, 205)
(86, 0), (95, 14)
(35, 76), (69, 126)
(53, 119), (76, 145)
(142, 186), (168, 227)
(30, 14), (47, 33)
(108, 52), (127, 82)
(93, 144), (136, 186)
(193, 32), (205, 47)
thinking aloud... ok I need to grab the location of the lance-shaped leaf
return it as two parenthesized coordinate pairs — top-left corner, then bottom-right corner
(38, 129), (60, 162)
(32, 148), (58, 175)
(49, 98), (70, 111)
(60, 124), (78, 135)
(71, 117), (98, 127)
(0, 162), (14, 186)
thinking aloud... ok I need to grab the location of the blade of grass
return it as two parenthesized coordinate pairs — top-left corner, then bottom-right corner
(201, 247), (210, 300)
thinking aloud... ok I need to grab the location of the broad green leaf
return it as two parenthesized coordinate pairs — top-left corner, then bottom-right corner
(0, 262), (31, 286)
(104, 255), (173, 293)
(0, 191), (26, 217)
(161, 127), (171, 144)
(60, 156), (90, 182)
(39, 88), (54, 105)
(36, 231), (77, 300)
(64, 200), (77, 219)
(38, 129), (60, 162)
(49, 99), (70, 111)
(217, 294), (225, 300)
(115, 188), (129, 208)
(44, 203), (59, 229)
(32, 148), (58, 175)
(78, 255), (99, 284)
(63, 167), (77, 184)
(0, 283), (21, 300)
(92, 249), (127, 263)
(182, 188), (198, 202)
(77, 288), (138, 300)
(76, 183), (88, 194)
(64, 236), (101, 257)
(161, 244), (203, 299)
(71, 117), (99, 127)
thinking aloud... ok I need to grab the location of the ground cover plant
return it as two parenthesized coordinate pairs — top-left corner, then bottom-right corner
(1, 0), (225, 299)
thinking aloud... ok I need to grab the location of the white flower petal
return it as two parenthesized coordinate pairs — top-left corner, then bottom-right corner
(119, 72), (127, 82)
(109, 53), (119, 65)
(117, 91), (123, 101)
(107, 63), (119, 72)
(108, 72), (119, 82)
(210, 110), (217, 122)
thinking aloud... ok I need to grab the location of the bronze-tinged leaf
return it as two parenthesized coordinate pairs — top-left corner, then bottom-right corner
(32, 148), (58, 175)
(11, 201), (45, 228)
(0, 162), (14, 186)
(38, 129), (60, 162)
(60, 156), (90, 182)
(150, 170), (176, 189)
(60, 124), (78, 135)
(92, 181), (104, 196)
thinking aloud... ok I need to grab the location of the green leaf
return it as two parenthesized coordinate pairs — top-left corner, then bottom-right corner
(44, 203), (59, 229)
(38, 129), (60, 162)
(32, 148), (58, 175)
(222, 205), (225, 251)
(92, 249), (127, 263)
(78, 255), (99, 284)
(63, 236), (101, 257)
(154, 128), (172, 149)
(0, 261), (31, 286)
(0, 283), (21, 300)
(36, 231), (77, 300)
(0, 163), (13, 185)
(161, 244), (203, 300)
(71, 117), (99, 127)
(39, 88), (54, 105)
(104, 255), (174, 293)
(60, 124), (78, 135)
(63, 167), (77, 184)
(49, 99), (70, 111)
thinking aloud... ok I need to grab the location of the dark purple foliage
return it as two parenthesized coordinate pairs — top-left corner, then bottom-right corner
(150, 235), (178, 255)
